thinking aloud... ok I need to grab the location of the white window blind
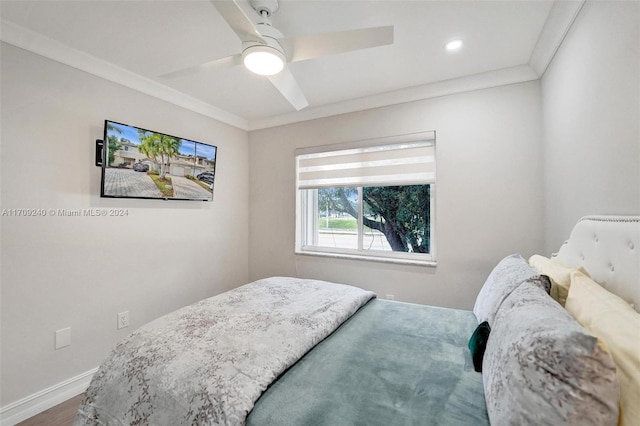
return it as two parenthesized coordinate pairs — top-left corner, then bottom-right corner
(297, 139), (435, 190)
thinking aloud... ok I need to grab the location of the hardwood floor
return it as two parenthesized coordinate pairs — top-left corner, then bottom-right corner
(17, 394), (83, 426)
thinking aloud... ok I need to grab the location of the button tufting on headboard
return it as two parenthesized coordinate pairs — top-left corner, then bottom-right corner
(554, 216), (640, 313)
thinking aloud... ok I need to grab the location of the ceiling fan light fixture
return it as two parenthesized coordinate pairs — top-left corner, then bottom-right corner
(243, 44), (285, 76)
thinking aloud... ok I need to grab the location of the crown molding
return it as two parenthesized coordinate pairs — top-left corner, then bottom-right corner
(528, 0), (586, 76)
(248, 64), (539, 130)
(0, 19), (249, 131)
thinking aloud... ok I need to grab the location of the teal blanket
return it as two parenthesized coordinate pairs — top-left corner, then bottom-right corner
(247, 299), (489, 425)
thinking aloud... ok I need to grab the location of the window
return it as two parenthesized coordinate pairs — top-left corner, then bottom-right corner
(295, 132), (435, 266)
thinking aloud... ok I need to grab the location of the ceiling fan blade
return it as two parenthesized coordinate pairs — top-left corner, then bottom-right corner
(210, 0), (265, 44)
(267, 67), (309, 111)
(285, 26), (394, 63)
(160, 55), (243, 79)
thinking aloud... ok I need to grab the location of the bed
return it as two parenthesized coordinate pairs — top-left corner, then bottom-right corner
(75, 215), (639, 426)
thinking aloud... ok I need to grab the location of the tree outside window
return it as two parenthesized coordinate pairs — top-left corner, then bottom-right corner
(316, 185), (430, 254)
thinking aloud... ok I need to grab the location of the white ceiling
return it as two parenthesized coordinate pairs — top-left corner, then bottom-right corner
(0, 0), (584, 130)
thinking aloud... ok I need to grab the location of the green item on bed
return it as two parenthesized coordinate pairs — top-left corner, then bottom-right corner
(468, 321), (491, 372)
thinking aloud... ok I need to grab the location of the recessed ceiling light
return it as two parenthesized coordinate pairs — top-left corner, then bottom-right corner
(445, 39), (463, 52)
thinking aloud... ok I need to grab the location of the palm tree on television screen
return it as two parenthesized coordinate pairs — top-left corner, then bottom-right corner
(137, 130), (181, 179)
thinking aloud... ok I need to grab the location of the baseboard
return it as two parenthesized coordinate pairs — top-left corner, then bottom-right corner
(0, 367), (98, 426)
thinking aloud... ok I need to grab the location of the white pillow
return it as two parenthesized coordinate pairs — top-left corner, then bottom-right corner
(528, 254), (588, 306)
(473, 253), (540, 325)
(566, 271), (640, 426)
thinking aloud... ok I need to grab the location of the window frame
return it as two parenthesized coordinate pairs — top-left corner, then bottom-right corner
(295, 132), (436, 267)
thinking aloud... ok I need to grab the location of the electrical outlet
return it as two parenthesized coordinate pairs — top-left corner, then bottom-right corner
(117, 311), (129, 329)
(385, 294), (395, 300)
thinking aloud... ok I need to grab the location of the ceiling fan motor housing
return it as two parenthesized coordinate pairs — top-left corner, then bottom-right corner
(242, 38), (285, 58)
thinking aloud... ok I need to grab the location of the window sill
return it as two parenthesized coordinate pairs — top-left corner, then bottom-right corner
(295, 249), (436, 267)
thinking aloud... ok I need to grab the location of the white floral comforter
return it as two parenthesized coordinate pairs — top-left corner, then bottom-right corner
(75, 277), (375, 426)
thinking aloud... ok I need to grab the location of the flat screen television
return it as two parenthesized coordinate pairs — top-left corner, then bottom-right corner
(101, 120), (217, 201)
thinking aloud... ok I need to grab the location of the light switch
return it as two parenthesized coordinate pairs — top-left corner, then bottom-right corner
(55, 327), (71, 349)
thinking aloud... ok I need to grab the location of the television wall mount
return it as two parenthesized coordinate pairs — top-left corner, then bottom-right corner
(95, 139), (104, 167)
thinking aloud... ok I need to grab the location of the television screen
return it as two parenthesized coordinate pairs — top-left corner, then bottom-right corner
(101, 120), (217, 201)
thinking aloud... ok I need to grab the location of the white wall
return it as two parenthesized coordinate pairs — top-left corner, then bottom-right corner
(0, 44), (249, 406)
(541, 0), (640, 253)
(249, 81), (544, 309)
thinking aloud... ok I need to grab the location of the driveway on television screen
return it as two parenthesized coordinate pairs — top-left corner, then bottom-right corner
(103, 168), (162, 198)
(171, 175), (212, 199)
(197, 172), (215, 184)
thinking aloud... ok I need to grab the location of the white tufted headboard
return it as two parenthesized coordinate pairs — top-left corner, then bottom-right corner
(552, 216), (640, 312)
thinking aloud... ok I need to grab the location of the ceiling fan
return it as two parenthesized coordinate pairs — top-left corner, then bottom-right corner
(161, 0), (394, 111)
